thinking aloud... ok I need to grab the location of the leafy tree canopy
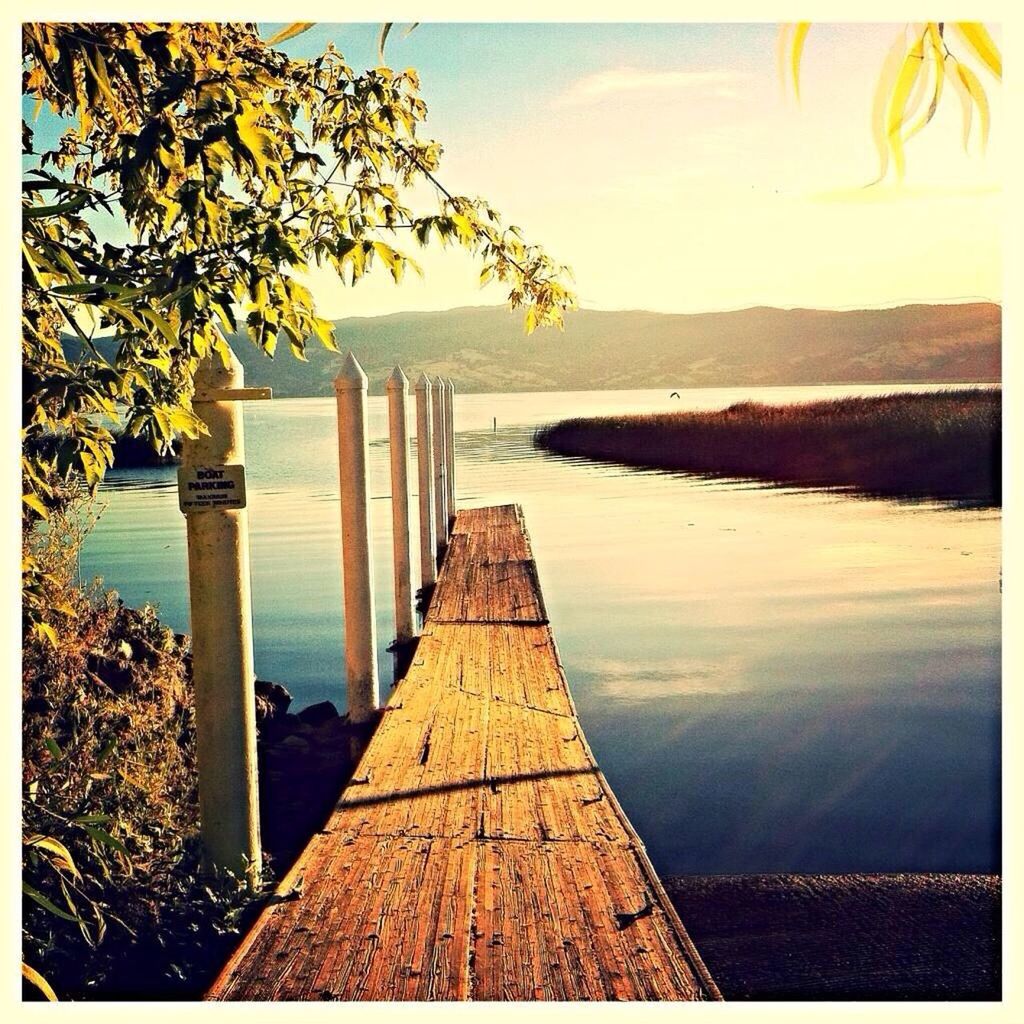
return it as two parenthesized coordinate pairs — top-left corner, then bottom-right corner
(21, 21), (576, 534)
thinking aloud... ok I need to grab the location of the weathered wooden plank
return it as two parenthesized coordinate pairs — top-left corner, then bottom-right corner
(409, 623), (574, 716)
(430, 505), (546, 623)
(206, 504), (719, 1002)
(213, 836), (476, 1000)
(472, 840), (711, 1001)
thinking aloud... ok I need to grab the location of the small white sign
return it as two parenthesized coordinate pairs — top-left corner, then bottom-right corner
(178, 464), (247, 513)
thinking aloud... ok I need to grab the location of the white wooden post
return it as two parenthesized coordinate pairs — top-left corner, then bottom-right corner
(432, 374), (448, 562)
(445, 378), (456, 528)
(414, 372), (437, 590)
(385, 366), (415, 645)
(179, 350), (270, 887)
(334, 352), (379, 724)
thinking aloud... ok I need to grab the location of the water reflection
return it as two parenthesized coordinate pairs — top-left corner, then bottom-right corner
(79, 385), (1000, 876)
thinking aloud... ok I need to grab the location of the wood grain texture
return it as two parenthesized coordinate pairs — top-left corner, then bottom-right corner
(207, 504), (720, 1001)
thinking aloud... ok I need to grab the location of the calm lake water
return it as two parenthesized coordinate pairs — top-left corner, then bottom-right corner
(81, 384), (1001, 877)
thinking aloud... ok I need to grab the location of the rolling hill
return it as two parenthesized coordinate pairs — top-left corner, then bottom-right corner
(231, 302), (1000, 395)
(64, 302), (1001, 396)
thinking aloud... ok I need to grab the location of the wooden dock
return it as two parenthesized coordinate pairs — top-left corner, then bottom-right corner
(207, 504), (720, 1001)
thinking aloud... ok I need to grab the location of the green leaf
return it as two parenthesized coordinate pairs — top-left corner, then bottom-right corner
(22, 881), (80, 922)
(139, 306), (178, 348)
(83, 825), (129, 857)
(22, 194), (92, 219)
(138, 353), (173, 373)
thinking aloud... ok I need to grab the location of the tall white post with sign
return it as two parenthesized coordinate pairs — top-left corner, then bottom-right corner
(179, 350), (270, 888)
(385, 366), (416, 645)
(414, 373), (437, 591)
(334, 353), (379, 724)
(432, 374), (448, 562)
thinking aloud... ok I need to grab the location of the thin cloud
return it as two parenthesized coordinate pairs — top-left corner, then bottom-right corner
(585, 655), (750, 701)
(810, 183), (1001, 204)
(553, 67), (750, 108)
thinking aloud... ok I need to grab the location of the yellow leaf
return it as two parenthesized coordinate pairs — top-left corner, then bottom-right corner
(35, 622), (58, 648)
(22, 963), (57, 1002)
(775, 24), (793, 93)
(372, 241), (405, 284)
(904, 24), (946, 143)
(790, 22), (810, 101)
(900, 31), (932, 131)
(266, 22), (315, 46)
(953, 23), (1001, 80)
(22, 492), (48, 518)
(868, 29), (912, 183)
(451, 214), (476, 244)
(945, 57), (974, 150)
(957, 62), (990, 151)
(887, 29), (927, 179)
(524, 306), (537, 336)
(234, 104), (277, 182)
(25, 835), (81, 879)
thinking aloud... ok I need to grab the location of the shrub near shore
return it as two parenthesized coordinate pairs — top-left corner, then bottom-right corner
(21, 480), (365, 999)
(535, 390), (1000, 505)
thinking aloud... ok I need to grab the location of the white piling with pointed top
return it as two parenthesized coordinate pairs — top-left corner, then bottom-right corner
(386, 366), (416, 645)
(334, 352), (379, 723)
(180, 350), (263, 887)
(432, 375), (448, 561)
(414, 373), (437, 590)
(445, 378), (457, 528)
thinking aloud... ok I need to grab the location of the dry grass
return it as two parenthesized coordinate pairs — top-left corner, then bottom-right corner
(535, 390), (1000, 505)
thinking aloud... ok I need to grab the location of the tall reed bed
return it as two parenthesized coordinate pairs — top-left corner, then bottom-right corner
(535, 389), (1000, 504)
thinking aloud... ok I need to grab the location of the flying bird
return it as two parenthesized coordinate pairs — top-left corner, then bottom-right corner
(670, 391), (680, 399)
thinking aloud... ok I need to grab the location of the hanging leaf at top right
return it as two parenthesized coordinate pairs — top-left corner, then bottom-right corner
(779, 22), (1001, 182)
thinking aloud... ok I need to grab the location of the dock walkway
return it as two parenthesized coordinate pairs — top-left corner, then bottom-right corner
(207, 504), (720, 1001)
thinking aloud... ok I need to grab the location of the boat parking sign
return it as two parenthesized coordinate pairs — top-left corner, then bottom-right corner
(178, 464), (247, 513)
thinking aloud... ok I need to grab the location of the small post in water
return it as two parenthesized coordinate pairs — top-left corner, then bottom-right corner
(432, 374), (448, 562)
(334, 352), (379, 724)
(386, 366), (416, 649)
(178, 350), (270, 888)
(414, 372), (437, 592)
(445, 378), (457, 529)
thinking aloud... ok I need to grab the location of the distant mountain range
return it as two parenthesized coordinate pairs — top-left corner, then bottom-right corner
(66, 302), (1001, 396)
(232, 302), (1001, 395)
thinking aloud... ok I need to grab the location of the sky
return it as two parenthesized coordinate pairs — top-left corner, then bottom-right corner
(264, 21), (1002, 319)
(21, 22), (1002, 319)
